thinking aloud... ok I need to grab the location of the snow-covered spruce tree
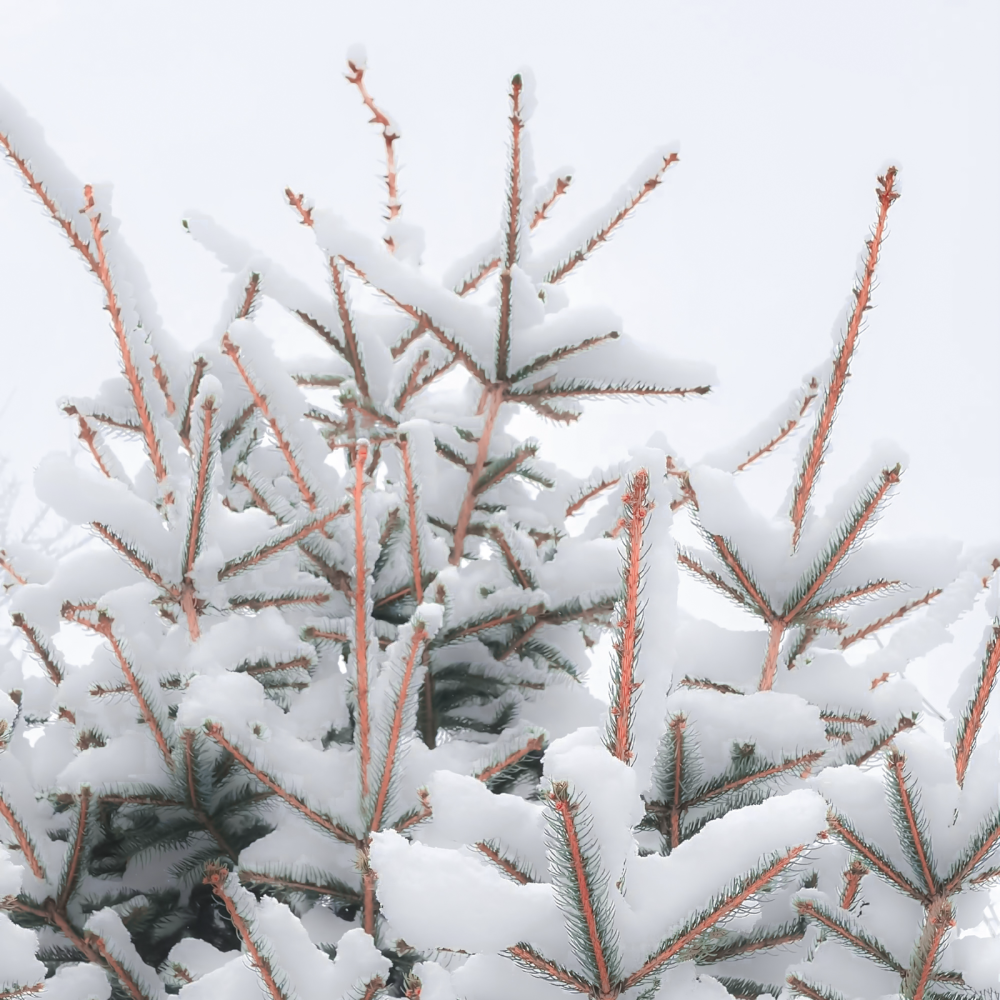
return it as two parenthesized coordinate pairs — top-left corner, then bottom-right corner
(368, 463), (832, 1000)
(786, 558), (1000, 999)
(360, 170), (997, 1000)
(628, 169), (988, 994)
(0, 58), (714, 998)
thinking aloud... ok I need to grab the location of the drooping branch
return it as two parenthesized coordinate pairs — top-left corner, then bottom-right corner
(475, 735), (545, 784)
(237, 870), (362, 904)
(84, 614), (174, 768)
(203, 864), (290, 1000)
(10, 613), (62, 685)
(218, 504), (348, 580)
(565, 477), (621, 518)
(794, 899), (903, 974)
(84, 186), (169, 485)
(62, 405), (114, 477)
(0, 792), (46, 880)
(221, 332), (317, 510)
(204, 723), (358, 845)
(507, 944), (592, 994)
(790, 168), (899, 544)
(475, 842), (535, 884)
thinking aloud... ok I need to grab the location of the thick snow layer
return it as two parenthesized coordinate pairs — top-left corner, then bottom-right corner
(38, 962), (112, 1000)
(84, 908), (167, 1000)
(621, 789), (826, 963)
(0, 911), (44, 988)
(370, 829), (567, 957)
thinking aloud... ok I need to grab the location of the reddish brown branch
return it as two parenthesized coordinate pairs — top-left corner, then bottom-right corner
(62, 405), (113, 477)
(90, 615), (174, 768)
(150, 354), (176, 415)
(237, 272), (261, 320)
(490, 528), (532, 590)
(906, 898), (953, 1000)
(851, 715), (915, 767)
(826, 811), (924, 900)
(475, 736), (545, 784)
(496, 74), (524, 383)
(204, 723), (358, 845)
(204, 863), (288, 1000)
(451, 386), (504, 564)
(179, 358), (209, 448)
(0, 550), (26, 586)
(735, 378), (820, 472)
(711, 535), (774, 618)
(84, 186), (169, 484)
(786, 974), (847, 1000)
(550, 784), (613, 996)
(221, 333), (317, 509)
(955, 624), (1000, 786)
(476, 842), (534, 884)
(506, 944), (592, 993)
(352, 443), (373, 800)
(840, 588), (941, 649)
(609, 470), (652, 764)
(346, 57), (402, 241)
(11, 614), (62, 686)
(57, 788), (91, 911)
(668, 715), (686, 849)
(759, 620), (788, 693)
(566, 477), (620, 518)
(790, 168), (899, 545)
(623, 844), (808, 989)
(369, 626), (428, 832)
(785, 467), (901, 621)
(889, 751), (936, 893)
(0, 794), (46, 880)
(531, 174), (572, 229)
(545, 153), (680, 285)
(399, 437), (424, 604)
(676, 552), (751, 610)
(237, 870), (362, 902)
(839, 860), (868, 909)
(218, 504), (348, 580)
(86, 932), (156, 1000)
(331, 259), (371, 397)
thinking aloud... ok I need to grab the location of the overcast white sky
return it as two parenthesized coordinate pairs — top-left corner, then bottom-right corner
(0, 0), (997, 549)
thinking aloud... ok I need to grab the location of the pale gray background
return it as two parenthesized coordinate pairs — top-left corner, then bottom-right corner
(0, 0), (997, 550)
